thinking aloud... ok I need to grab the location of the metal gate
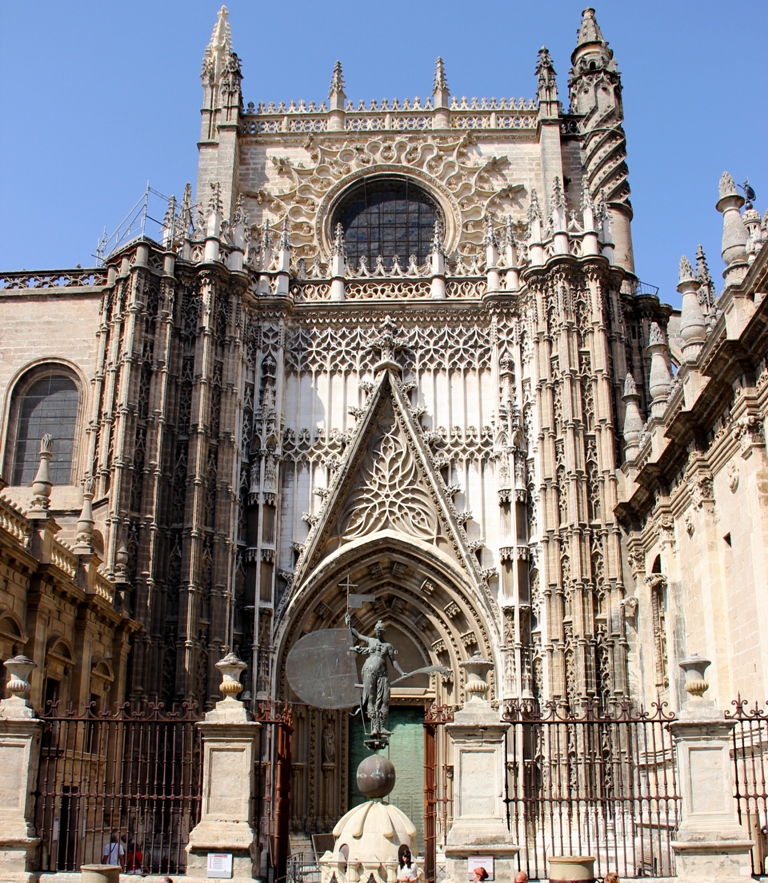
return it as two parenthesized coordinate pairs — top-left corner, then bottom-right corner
(503, 699), (680, 880)
(729, 698), (768, 876)
(34, 701), (202, 874)
(423, 700), (680, 881)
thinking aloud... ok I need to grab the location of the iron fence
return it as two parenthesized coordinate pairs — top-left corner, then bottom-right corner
(502, 699), (680, 880)
(728, 698), (768, 876)
(34, 701), (202, 874)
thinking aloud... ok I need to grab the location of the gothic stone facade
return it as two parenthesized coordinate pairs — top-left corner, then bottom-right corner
(1, 6), (768, 836)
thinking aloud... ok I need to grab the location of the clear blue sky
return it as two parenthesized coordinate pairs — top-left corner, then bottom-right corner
(2, 1), (766, 309)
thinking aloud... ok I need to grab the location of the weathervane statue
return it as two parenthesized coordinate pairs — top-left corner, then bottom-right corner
(346, 615), (406, 737)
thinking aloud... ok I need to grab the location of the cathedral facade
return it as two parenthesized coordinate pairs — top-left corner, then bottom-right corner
(2, 5), (768, 845)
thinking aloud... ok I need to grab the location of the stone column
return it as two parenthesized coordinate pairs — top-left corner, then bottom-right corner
(0, 656), (43, 883)
(186, 652), (261, 882)
(670, 654), (753, 883)
(444, 652), (518, 883)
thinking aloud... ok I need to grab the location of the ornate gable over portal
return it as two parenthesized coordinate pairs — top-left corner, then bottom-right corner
(288, 368), (493, 618)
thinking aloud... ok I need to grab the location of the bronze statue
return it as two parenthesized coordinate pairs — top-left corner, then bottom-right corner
(347, 617), (406, 736)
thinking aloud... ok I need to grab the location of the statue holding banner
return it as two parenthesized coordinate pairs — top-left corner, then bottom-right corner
(347, 617), (406, 737)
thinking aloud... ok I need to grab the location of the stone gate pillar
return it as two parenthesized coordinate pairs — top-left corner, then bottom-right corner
(670, 655), (753, 883)
(0, 656), (43, 883)
(186, 653), (261, 882)
(444, 652), (518, 883)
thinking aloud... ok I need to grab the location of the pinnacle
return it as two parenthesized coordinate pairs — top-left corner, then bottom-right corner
(329, 60), (346, 98)
(208, 6), (233, 54)
(623, 373), (638, 397)
(575, 7), (605, 48)
(433, 57), (449, 94)
(718, 171), (738, 199)
(678, 255), (696, 285)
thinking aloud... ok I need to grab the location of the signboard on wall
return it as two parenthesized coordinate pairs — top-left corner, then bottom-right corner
(207, 853), (233, 879)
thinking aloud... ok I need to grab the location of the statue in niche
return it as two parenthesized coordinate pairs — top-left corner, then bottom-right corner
(322, 723), (336, 765)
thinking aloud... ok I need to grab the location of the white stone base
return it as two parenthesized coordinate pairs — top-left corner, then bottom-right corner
(673, 842), (754, 883)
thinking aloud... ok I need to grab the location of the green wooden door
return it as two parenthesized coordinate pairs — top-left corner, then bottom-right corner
(348, 706), (425, 852)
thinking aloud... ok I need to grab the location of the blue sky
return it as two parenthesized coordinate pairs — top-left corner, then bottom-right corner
(1, 1), (766, 309)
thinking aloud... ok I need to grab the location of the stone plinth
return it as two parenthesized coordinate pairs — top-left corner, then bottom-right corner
(669, 659), (753, 883)
(444, 654), (519, 883)
(0, 657), (43, 883)
(186, 656), (261, 883)
(80, 864), (121, 883)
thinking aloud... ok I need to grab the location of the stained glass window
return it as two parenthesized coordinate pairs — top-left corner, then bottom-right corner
(335, 178), (439, 267)
(12, 372), (79, 485)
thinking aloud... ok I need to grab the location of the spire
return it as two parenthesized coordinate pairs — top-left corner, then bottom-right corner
(330, 221), (347, 258)
(329, 61), (346, 98)
(575, 7), (605, 50)
(695, 244), (717, 311)
(202, 6), (234, 83)
(433, 57), (449, 93)
(162, 195), (178, 249)
(536, 47), (558, 110)
(73, 477), (95, 556)
(678, 255), (696, 286)
(28, 435), (53, 518)
(179, 183), (193, 237)
(716, 170), (748, 275)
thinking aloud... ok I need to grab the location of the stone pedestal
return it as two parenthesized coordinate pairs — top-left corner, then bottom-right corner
(80, 864), (121, 883)
(0, 656), (43, 883)
(670, 656), (753, 883)
(186, 653), (261, 883)
(444, 653), (518, 883)
(547, 855), (595, 881)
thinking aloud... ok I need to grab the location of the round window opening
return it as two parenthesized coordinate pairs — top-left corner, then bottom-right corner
(333, 178), (440, 268)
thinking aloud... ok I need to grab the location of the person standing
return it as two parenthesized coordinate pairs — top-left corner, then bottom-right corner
(101, 832), (125, 868)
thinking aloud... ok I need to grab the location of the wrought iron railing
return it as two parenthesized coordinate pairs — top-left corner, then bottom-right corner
(34, 701), (202, 875)
(728, 698), (768, 876)
(502, 699), (680, 880)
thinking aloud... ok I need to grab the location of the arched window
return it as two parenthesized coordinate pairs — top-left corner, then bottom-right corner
(9, 368), (80, 486)
(334, 177), (440, 267)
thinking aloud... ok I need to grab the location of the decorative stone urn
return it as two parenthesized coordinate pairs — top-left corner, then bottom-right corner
(678, 653), (711, 701)
(460, 651), (493, 704)
(1, 655), (37, 719)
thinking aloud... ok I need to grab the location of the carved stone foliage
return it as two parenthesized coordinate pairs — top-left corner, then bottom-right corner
(336, 406), (439, 542)
(245, 133), (526, 262)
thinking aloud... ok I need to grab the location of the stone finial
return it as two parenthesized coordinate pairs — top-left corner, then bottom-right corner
(162, 194), (178, 250)
(278, 216), (291, 251)
(328, 60), (345, 98)
(114, 543), (129, 582)
(622, 373), (643, 455)
(536, 46), (558, 105)
(0, 655), (38, 719)
(483, 214), (499, 249)
(527, 189), (542, 224)
(29, 434), (53, 517)
(217, 651), (247, 700)
(431, 217), (446, 257)
(73, 477), (95, 556)
(575, 7), (605, 47)
(433, 56), (449, 95)
(330, 221), (347, 259)
(678, 255), (697, 286)
(678, 255), (706, 361)
(502, 215), (520, 292)
(649, 321), (665, 347)
(718, 171), (738, 200)
(695, 244), (717, 311)
(647, 322), (673, 404)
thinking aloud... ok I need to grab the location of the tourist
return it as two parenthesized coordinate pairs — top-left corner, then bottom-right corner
(125, 838), (144, 874)
(604, 874), (619, 883)
(472, 867), (489, 882)
(514, 873), (529, 883)
(102, 832), (125, 868)
(397, 844), (420, 882)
